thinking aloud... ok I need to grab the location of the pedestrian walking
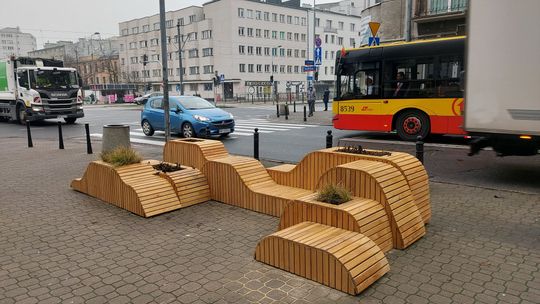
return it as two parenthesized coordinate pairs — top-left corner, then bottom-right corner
(307, 87), (316, 117)
(323, 88), (330, 111)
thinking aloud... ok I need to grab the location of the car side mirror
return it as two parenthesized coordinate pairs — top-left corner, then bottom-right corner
(173, 106), (182, 114)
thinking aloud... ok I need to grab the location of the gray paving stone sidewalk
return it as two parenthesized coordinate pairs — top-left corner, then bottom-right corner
(0, 138), (538, 304)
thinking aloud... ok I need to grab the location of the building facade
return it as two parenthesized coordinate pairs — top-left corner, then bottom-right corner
(118, 0), (362, 99)
(28, 37), (120, 65)
(0, 27), (37, 58)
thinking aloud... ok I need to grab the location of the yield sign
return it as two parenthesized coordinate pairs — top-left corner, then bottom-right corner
(369, 22), (381, 37)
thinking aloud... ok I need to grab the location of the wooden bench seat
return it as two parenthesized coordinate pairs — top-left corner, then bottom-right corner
(317, 160), (425, 249)
(164, 138), (229, 169)
(279, 194), (393, 253)
(255, 222), (390, 295)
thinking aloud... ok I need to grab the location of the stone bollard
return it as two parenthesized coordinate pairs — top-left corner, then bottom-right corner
(102, 124), (130, 153)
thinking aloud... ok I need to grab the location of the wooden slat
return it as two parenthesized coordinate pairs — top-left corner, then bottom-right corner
(255, 222), (390, 295)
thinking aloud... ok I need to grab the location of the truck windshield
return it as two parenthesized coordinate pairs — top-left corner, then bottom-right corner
(29, 70), (79, 90)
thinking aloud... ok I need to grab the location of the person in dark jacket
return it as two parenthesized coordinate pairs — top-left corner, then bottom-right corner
(323, 88), (330, 111)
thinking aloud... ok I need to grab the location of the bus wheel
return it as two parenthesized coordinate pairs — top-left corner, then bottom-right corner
(16, 104), (28, 125)
(396, 110), (430, 141)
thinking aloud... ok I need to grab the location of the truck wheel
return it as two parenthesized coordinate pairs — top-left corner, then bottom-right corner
(396, 110), (430, 141)
(64, 117), (77, 124)
(16, 104), (27, 125)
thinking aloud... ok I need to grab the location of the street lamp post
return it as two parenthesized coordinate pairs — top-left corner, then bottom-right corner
(159, 0), (171, 141)
(89, 32), (100, 103)
(176, 21), (185, 95)
(271, 44), (282, 102)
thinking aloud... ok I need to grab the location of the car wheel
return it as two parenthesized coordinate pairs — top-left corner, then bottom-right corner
(396, 110), (430, 141)
(182, 122), (196, 138)
(141, 119), (155, 136)
(16, 103), (27, 125)
(64, 117), (77, 124)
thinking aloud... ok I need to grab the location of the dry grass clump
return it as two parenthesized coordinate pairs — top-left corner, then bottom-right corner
(316, 184), (352, 205)
(100, 146), (142, 167)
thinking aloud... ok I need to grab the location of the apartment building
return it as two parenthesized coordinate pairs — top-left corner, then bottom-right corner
(0, 27), (37, 58)
(118, 0), (362, 99)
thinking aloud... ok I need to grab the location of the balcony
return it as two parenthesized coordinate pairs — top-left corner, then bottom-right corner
(415, 0), (468, 19)
(323, 27), (338, 34)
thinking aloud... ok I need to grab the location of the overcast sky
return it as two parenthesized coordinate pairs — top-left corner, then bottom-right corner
(1, 0), (338, 48)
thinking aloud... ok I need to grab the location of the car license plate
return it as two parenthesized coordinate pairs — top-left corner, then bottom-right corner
(219, 128), (230, 134)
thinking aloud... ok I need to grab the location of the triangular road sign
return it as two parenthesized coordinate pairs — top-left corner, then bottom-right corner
(369, 22), (381, 37)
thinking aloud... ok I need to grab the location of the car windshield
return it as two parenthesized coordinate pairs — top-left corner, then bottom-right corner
(29, 69), (79, 90)
(178, 97), (215, 110)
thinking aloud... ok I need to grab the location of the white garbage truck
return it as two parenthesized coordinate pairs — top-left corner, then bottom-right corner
(465, 0), (540, 156)
(0, 56), (84, 124)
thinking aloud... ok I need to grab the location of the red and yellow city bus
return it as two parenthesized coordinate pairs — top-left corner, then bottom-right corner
(333, 36), (465, 140)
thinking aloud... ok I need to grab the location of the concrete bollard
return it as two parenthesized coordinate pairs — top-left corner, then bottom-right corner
(326, 130), (333, 148)
(57, 121), (64, 150)
(416, 135), (424, 164)
(102, 124), (130, 153)
(85, 123), (93, 154)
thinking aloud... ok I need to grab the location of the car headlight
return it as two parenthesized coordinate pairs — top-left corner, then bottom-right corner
(194, 114), (210, 122)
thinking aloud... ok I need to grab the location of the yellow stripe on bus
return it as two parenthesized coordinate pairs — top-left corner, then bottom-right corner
(333, 98), (464, 117)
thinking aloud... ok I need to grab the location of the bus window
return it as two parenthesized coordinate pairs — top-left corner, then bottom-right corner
(338, 62), (380, 100)
(384, 61), (413, 98)
(411, 61), (436, 98)
(437, 56), (463, 97)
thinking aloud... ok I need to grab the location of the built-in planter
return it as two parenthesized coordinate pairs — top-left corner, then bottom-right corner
(71, 160), (210, 217)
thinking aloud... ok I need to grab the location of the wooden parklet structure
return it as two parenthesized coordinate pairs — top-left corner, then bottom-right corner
(73, 138), (431, 295)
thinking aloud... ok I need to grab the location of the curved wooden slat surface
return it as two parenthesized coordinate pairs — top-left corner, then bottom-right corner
(71, 161), (210, 217)
(279, 194), (393, 253)
(317, 160), (425, 249)
(267, 148), (431, 224)
(163, 139), (229, 170)
(202, 156), (312, 216)
(255, 222), (390, 295)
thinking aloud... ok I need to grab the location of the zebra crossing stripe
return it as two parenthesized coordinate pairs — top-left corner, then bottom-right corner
(91, 133), (165, 146)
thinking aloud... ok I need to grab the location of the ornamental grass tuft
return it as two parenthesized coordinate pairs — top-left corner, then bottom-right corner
(100, 146), (142, 167)
(316, 183), (352, 205)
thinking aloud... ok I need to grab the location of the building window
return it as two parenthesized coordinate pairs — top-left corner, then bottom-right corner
(331, 35), (335, 44)
(248, 64), (254, 73)
(166, 20), (173, 28)
(129, 42), (137, 49)
(131, 27), (139, 34)
(151, 54), (160, 61)
(315, 18), (320, 27)
(294, 49), (299, 57)
(264, 12), (270, 21)
(350, 38), (355, 47)
(189, 15), (196, 23)
(238, 27), (245, 36)
(287, 15), (292, 24)
(287, 32), (292, 40)
(287, 49), (292, 57)
(246, 9), (253, 18)
(264, 64), (270, 72)
(247, 28), (253, 37)
(188, 49), (198, 58)
(338, 22), (344, 30)
(264, 30), (270, 39)
(256, 11), (261, 20)
(301, 17), (306, 26)
(189, 66), (199, 75)
(272, 13), (277, 22)
(139, 40), (147, 48)
(189, 84), (198, 91)
(280, 32), (285, 40)
(239, 45), (245, 54)
(256, 64), (262, 73)
(301, 34), (306, 42)
(239, 64), (246, 72)
(279, 14), (285, 23)
(256, 47), (262, 56)
(264, 47), (270, 56)
(153, 23), (160, 30)
(301, 50), (306, 57)
(188, 32), (197, 41)
(247, 46), (253, 55)
(202, 48), (213, 57)
(178, 18), (184, 26)
(150, 38), (159, 46)
(152, 69), (161, 77)
(294, 66), (299, 73)
(294, 16), (300, 25)
(130, 57), (138, 64)
(202, 30), (212, 39)
(203, 83), (213, 91)
(279, 65), (285, 73)
(338, 37), (343, 45)
(255, 29), (261, 38)
(326, 20), (332, 29)
(287, 65), (292, 73)
(121, 29), (128, 36)
(350, 23), (355, 31)
(271, 48), (277, 56)
(272, 31), (277, 39)
(279, 48), (285, 57)
(238, 8), (244, 18)
(203, 65), (214, 74)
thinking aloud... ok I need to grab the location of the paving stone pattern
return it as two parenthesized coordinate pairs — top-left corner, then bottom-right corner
(0, 138), (538, 304)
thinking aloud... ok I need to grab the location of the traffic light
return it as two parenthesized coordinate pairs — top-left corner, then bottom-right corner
(270, 75), (274, 83)
(314, 71), (319, 81)
(142, 54), (148, 66)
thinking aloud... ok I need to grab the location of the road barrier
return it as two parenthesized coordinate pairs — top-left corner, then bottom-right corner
(416, 136), (424, 164)
(253, 128), (259, 160)
(58, 122), (64, 150)
(26, 120), (33, 148)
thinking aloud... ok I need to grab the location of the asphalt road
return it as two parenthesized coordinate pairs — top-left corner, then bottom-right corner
(1, 104), (538, 194)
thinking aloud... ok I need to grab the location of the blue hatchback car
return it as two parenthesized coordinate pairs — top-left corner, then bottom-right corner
(141, 96), (235, 138)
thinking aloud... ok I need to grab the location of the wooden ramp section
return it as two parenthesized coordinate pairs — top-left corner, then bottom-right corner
(71, 161), (210, 217)
(163, 139), (229, 170)
(202, 156), (312, 217)
(267, 148), (431, 224)
(317, 160), (425, 249)
(279, 194), (393, 253)
(159, 169), (211, 208)
(255, 222), (390, 295)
